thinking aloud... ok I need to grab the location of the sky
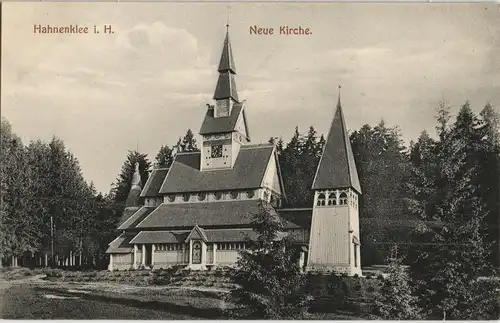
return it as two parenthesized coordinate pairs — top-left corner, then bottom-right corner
(2, 2), (499, 194)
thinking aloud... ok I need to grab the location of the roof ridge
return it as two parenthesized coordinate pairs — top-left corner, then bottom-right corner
(241, 143), (273, 149)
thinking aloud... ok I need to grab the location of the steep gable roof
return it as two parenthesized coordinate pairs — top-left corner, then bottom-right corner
(117, 206), (156, 231)
(312, 98), (361, 193)
(185, 225), (208, 242)
(140, 168), (169, 197)
(159, 144), (274, 194)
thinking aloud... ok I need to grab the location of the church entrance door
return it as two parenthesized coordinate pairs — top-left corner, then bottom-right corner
(192, 241), (202, 264)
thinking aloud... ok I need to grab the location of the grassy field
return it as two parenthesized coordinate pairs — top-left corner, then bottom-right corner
(0, 267), (370, 319)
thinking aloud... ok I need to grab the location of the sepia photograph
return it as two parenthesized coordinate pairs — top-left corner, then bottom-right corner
(1, 1), (499, 320)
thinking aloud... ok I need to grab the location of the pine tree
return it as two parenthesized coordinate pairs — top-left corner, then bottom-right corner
(155, 145), (174, 168)
(179, 129), (199, 152)
(350, 121), (411, 264)
(478, 103), (500, 266)
(111, 150), (151, 204)
(0, 118), (40, 262)
(410, 102), (499, 320)
(374, 245), (423, 320)
(226, 201), (311, 319)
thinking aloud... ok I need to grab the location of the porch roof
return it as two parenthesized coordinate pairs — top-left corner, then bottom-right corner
(105, 234), (134, 254)
(129, 228), (259, 244)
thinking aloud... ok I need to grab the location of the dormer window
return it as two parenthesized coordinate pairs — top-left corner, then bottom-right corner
(198, 193), (206, 201)
(183, 193), (190, 202)
(211, 144), (223, 158)
(167, 195), (175, 202)
(214, 191), (222, 200)
(246, 190), (255, 198)
(230, 191), (238, 199)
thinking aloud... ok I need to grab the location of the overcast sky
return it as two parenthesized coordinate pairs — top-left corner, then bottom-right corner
(2, 2), (499, 193)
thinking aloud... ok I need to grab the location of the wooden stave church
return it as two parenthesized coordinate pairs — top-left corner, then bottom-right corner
(105, 27), (362, 276)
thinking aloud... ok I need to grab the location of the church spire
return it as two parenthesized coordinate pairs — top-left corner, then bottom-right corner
(312, 88), (361, 193)
(125, 162), (142, 207)
(213, 25), (239, 102)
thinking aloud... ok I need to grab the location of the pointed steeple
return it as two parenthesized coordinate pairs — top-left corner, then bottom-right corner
(125, 162), (143, 207)
(312, 89), (361, 193)
(213, 26), (239, 102)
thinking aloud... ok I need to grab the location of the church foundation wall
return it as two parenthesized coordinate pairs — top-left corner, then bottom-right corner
(111, 253), (134, 271)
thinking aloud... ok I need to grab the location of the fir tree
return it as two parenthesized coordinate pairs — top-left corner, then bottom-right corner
(374, 245), (423, 320)
(179, 129), (199, 152)
(155, 145), (174, 168)
(226, 201), (311, 319)
(111, 150), (151, 204)
(410, 102), (499, 320)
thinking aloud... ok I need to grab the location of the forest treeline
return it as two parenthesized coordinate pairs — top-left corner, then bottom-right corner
(1, 100), (499, 267)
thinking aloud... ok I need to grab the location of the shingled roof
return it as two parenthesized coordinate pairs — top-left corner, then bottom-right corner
(125, 163), (143, 207)
(312, 98), (362, 193)
(141, 168), (169, 197)
(199, 102), (244, 135)
(105, 234), (135, 254)
(213, 29), (239, 102)
(135, 200), (275, 229)
(159, 144), (274, 194)
(130, 231), (189, 244)
(128, 228), (258, 244)
(278, 208), (313, 229)
(117, 206), (156, 231)
(218, 29), (236, 73)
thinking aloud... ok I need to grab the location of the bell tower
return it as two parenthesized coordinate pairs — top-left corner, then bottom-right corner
(307, 88), (362, 276)
(199, 25), (250, 171)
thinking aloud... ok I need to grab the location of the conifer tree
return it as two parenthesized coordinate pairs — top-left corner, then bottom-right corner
(179, 129), (199, 152)
(478, 103), (500, 266)
(410, 102), (499, 319)
(374, 245), (423, 320)
(227, 201), (311, 319)
(111, 150), (151, 204)
(155, 145), (174, 168)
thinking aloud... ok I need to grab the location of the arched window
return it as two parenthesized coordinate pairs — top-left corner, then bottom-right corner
(214, 191), (222, 200)
(317, 193), (326, 206)
(183, 193), (190, 202)
(327, 193), (337, 206)
(246, 190), (255, 198)
(339, 192), (348, 205)
(197, 193), (206, 201)
(230, 191), (239, 199)
(167, 195), (175, 202)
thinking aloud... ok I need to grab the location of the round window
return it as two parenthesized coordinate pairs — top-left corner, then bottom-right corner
(230, 191), (239, 199)
(168, 195), (175, 202)
(246, 190), (255, 198)
(214, 191), (222, 200)
(198, 193), (206, 201)
(183, 193), (190, 202)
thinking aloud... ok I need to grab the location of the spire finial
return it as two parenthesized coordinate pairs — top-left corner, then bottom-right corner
(337, 84), (342, 108)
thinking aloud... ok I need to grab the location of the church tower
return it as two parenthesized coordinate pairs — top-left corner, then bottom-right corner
(307, 90), (362, 276)
(199, 25), (250, 171)
(125, 162), (142, 208)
